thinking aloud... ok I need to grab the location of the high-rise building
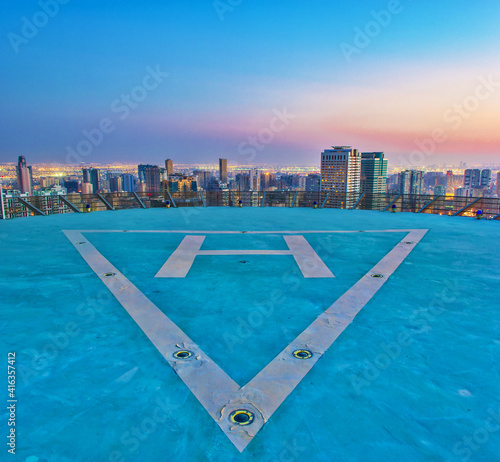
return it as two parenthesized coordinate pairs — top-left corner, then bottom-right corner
(305, 174), (321, 192)
(320, 146), (361, 207)
(40, 177), (57, 188)
(193, 170), (213, 190)
(424, 172), (447, 193)
(83, 168), (100, 193)
(446, 170), (454, 194)
(64, 180), (80, 194)
(81, 183), (93, 194)
(434, 185), (446, 196)
(496, 172), (500, 196)
(235, 173), (251, 191)
(278, 175), (294, 190)
(386, 174), (399, 194)
(360, 152), (387, 209)
(165, 174), (197, 193)
(138, 164), (156, 183)
(260, 172), (277, 190)
(480, 169), (492, 189)
(399, 170), (424, 195)
(297, 176), (307, 191)
(143, 166), (161, 192)
(207, 178), (227, 192)
(17, 156), (32, 195)
(360, 152), (388, 194)
(165, 159), (174, 176)
(249, 169), (260, 191)
(219, 158), (228, 184)
(110, 177), (122, 193)
(464, 169), (481, 192)
(121, 174), (137, 192)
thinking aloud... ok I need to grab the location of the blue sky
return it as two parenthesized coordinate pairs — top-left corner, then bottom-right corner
(1, 0), (500, 166)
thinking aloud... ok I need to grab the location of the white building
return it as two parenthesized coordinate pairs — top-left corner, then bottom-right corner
(249, 169), (261, 191)
(320, 146), (361, 207)
(81, 182), (94, 195)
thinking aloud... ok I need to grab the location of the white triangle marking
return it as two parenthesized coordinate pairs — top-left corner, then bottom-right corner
(63, 229), (427, 452)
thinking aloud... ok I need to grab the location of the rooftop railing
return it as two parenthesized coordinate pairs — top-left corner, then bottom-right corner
(1, 191), (499, 220)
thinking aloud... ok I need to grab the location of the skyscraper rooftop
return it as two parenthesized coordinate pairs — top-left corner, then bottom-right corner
(2, 207), (499, 461)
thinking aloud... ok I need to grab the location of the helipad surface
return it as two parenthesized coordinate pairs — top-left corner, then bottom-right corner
(1, 208), (499, 462)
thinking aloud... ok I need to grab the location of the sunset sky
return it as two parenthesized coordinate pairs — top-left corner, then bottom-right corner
(1, 0), (500, 166)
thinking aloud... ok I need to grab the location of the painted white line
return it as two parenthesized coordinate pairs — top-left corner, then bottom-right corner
(62, 231), (240, 427)
(71, 229), (422, 234)
(199, 250), (291, 255)
(154, 234), (334, 279)
(64, 228), (428, 453)
(284, 235), (334, 278)
(242, 230), (428, 429)
(155, 235), (205, 278)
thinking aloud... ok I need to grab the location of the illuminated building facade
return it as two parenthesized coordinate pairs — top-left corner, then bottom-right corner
(320, 146), (361, 207)
(17, 156), (33, 195)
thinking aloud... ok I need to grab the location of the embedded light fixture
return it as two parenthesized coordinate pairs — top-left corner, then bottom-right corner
(229, 410), (254, 426)
(293, 349), (313, 360)
(173, 350), (193, 360)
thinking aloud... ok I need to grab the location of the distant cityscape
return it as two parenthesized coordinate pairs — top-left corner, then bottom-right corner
(1, 149), (500, 200)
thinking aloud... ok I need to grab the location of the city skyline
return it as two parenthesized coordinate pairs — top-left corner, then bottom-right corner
(2, 1), (500, 166)
(2, 151), (498, 202)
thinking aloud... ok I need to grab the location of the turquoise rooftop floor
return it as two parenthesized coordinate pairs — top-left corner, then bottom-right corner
(1, 208), (499, 462)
